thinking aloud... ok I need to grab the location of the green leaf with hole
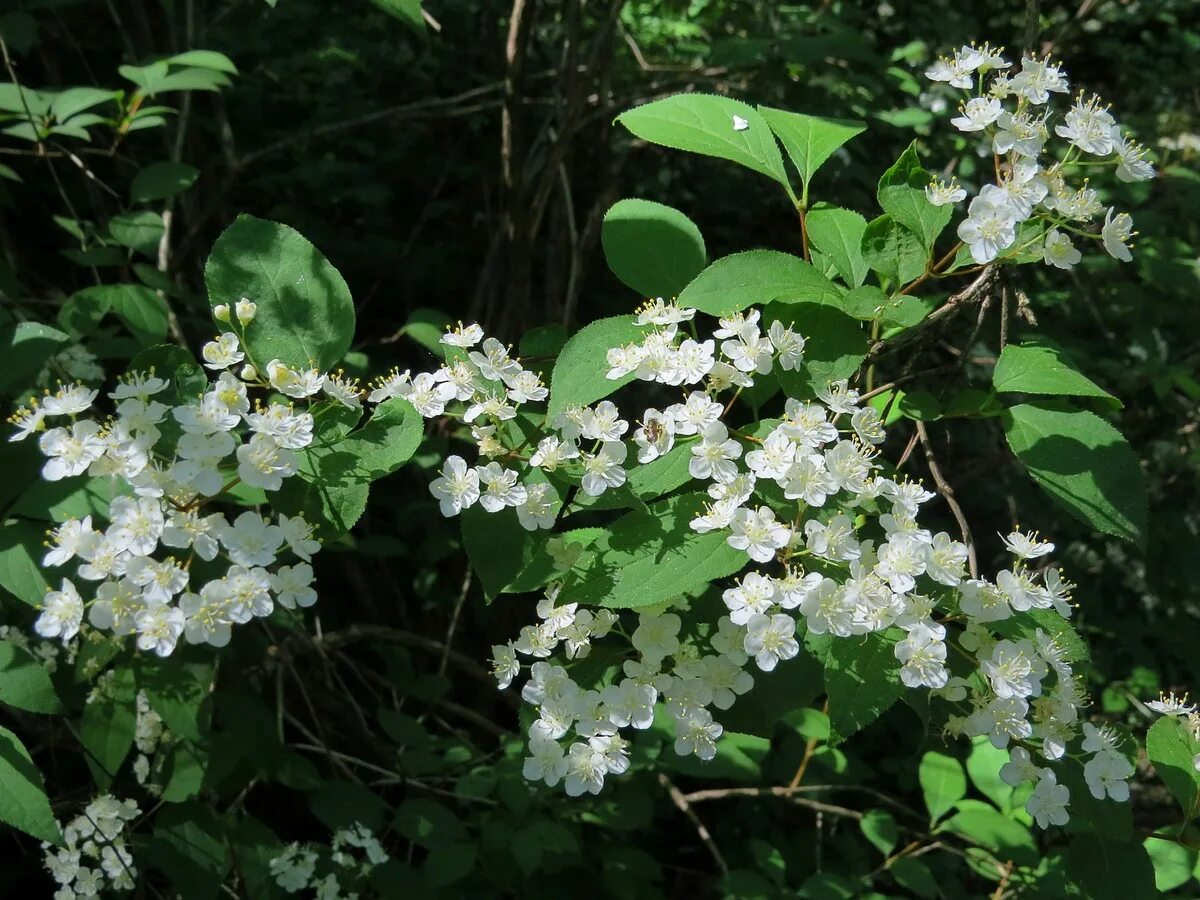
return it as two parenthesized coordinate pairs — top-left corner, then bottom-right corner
(617, 94), (792, 197)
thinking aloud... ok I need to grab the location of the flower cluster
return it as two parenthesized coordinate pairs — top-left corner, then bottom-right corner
(398, 305), (1127, 827)
(10, 330), (330, 657)
(42, 795), (140, 898)
(269, 823), (389, 897)
(923, 43), (1154, 266)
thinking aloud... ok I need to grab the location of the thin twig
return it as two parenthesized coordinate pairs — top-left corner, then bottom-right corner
(438, 566), (473, 677)
(865, 267), (997, 365)
(915, 421), (978, 578)
(682, 786), (864, 821)
(658, 773), (728, 875)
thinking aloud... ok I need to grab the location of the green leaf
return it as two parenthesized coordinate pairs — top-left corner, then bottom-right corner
(0, 640), (62, 714)
(425, 840), (477, 887)
(0, 321), (69, 394)
(80, 667), (136, 788)
(1145, 833), (1198, 892)
(1146, 717), (1200, 819)
(816, 629), (903, 744)
(677, 250), (842, 316)
(0, 520), (49, 607)
(131, 161), (200, 203)
(862, 214), (926, 286)
(50, 87), (118, 122)
(993, 339), (1118, 404)
(616, 94), (792, 197)
(165, 50), (239, 75)
(109, 210), (165, 256)
(966, 735), (1015, 813)
(764, 301), (867, 399)
(756, 106), (865, 192)
(370, 0), (426, 31)
(108, 284), (170, 345)
(396, 307), (452, 359)
(565, 493), (747, 609)
(58, 286), (113, 337)
(1002, 402), (1147, 547)
(1065, 833), (1157, 900)
(919, 751), (967, 824)
(339, 397), (424, 480)
(860, 809), (899, 855)
(204, 215), (355, 372)
(601, 199), (706, 298)
(938, 804), (1038, 866)
(138, 659), (213, 744)
(663, 724), (770, 782)
(147, 802), (231, 900)
(890, 857), (938, 898)
(0, 726), (62, 844)
(395, 798), (467, 848)
(877, 142), (951, 251)
(805, 204), (868, 287)
(546, 314), (646, 418)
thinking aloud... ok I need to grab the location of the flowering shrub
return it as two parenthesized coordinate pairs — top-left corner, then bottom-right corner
(2, 34), (1198, 900)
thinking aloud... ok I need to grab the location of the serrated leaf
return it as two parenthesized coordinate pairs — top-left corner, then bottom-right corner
(862, 214), (926, 286)
(601, 199), (706, 297)
(1065, 833), (1157, 900)
(564, 493), (747, 609)
(764, 301), (867, 399)
(0, 640), (62, 714)
(993, 339), (1118, 404)
(0, 727), (62, 844)
(919, 751), (967, 823)
(817, 629), (903, 744)
(0, 520), (49, 607)
(617, 94), (792, 196)
(80, 667), (136, 788)
(109, 210), (165, 257)
(757, 106), (865, 191)
(805, 204), (868, 287)
(1002, 402), (1147, 547)
(546, 314), (646, 418)
(877, 142), (951, 251)
(204, 215), (355, 372)
(677, 250), (842, 316)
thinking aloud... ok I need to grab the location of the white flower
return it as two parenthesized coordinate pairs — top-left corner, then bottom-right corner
(234, 298), (257, 324)
(107, 496), (165, 556)
(134, 604), (186, 657)
(43, 517), (95, 567)
(999, 746), (1040, 787)
(782, 453), (838, 507)
(951, 96), (1003, 132)
(690, 422), (742, 483)
(126, 556), (189, 605)
(564, 741), (608, 796)
(631, 613), (681, 663)
(266, 360), (324, 398)
(580, 441), (627, 496)
(743, 612), (798, 672)
(1042, 229), (1081, 269)
(236, 433), (298, 491)
(1026, 769), (1071, 829)
(632, 409), (675, 464)
(1054, 95), (1115, 156)
(668, 339), (716, 385)
(804, 514), (861, 562)
(429, 455), (480, 516)
(41, 383), (98, 416)
(635, 297), (694, 326)
(7, 404), (46, 441)
(110, 371), (168, 401)
(271, 563), (317, 609)
(1101, 208), (1134, 262)
(161, 510), (225, 561)
(1010, 55), (1069, 105)
(895, 624), (948, 689)
(530, 435), (579, 471)
(728, 506), (790, 563)
(38, 421), (106, 480)
(926, 179), (967, 206)
(690, 498), (740, 533)
(744, 430), (795, 481)
(600, 681), (657, 730)
(219, 511), (285, 567)
(1146, 691), (1196, 717)
(815, 379), (860, 414)
(441, 322), (485, 347)
(367, 368), (411, 403)
(980, 639), (1047, 699)
(469, 338), (521, 382)
(992, 110), (1047, 158)
(517, 482), (558, 531)
(89, 579), (145, 635)
(477, 463), (528, 512)
(722, 572), (779, 626)
(850, 406), (886, 446)
(35, 580), (84, 642)
(669, 392), (722, 436)
(201, 332), (245, 370)
(674, 708), (723, 760)
(1084, 749), (1133, 802)
(1001, 530), (1054, 559)
(1111, 128), (1155, 182)
(924, 533), (968, 586)
(957, 194), (1018, 264)
(1081, 722), (1121, 754)
(180, 586), (233, 647)
(969, 696), (1033, 749)
(491, 641), (520, 689)
(767, 321), (805, 370)
(580, 401), (628, 442)
(523, 737), (568, 787)
(321, 372), (362, 409)
(505, 370), (547, 405)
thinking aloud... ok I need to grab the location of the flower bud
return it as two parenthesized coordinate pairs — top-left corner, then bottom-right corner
(213, 304), (230, 323)
(241, 364), (258, 382)
(235, 298), (257, 325)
